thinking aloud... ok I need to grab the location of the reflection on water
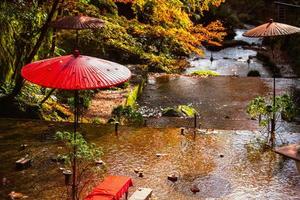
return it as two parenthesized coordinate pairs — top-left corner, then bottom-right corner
(0, 119), (299, 200)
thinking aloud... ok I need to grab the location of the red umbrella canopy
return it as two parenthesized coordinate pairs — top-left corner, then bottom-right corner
(21, 51), (131, 90)
(51, 15), (105, 30)
(243, 19), (300, 37)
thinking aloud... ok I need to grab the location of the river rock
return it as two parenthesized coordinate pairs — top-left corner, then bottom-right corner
(134, 167), (143, 174)
(8, 191), (28, 199)
(190, 185), (200, 194)
(19, 144), (28, 151)
(167, 174), (178, 182)
(156, 153), (168, 157)
(95, 160), (104, 166)
(162, 108), (184, 117)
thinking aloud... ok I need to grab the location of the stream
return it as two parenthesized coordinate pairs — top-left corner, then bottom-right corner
(186, 27), (266, 77)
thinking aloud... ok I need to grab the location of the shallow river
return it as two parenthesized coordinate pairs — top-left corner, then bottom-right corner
(186, 28), (267, 77)
(0, 119), (299, 200)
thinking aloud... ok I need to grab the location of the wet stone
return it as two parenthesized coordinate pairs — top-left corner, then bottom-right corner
(190, 185), (200, 194)
(138, 172), (144, 178)
(16, 157), (31, 170)
(167, 174), (178, 182)
(19, 144), (28, 151)
(8, 191), (28, 199)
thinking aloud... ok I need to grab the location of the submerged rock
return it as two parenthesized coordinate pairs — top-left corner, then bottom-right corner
(162, 107), (183, 117)
(8, 191), (28, 199)
(190, 185), (200, 194)
(167, 174), (178, 182)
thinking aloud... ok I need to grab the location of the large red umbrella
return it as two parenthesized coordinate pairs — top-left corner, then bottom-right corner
(21, 50), (131, 200)
(243, 19), (300, 145)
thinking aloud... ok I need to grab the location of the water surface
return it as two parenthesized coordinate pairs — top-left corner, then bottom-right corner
(0, 119), (299, 200)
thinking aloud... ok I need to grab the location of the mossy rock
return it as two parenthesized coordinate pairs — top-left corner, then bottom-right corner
(162, 105), (197, 117)
(191, 70), (219, 77)
(162, 107), (184, 117)
(178, 105), (198, 117)
(247, 70), (261, 77)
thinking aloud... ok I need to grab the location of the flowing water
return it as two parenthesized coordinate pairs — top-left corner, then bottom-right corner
(0, 119), (299, 200)
(186, 28), (269, 77)
(138, 75), (300, 131)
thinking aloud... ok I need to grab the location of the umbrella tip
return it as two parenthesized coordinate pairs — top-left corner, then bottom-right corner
(269, 19), (274, 23)
(73, 49), (80, 58)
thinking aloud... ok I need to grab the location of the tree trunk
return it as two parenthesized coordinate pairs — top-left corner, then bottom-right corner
(6, 0), (60, 99)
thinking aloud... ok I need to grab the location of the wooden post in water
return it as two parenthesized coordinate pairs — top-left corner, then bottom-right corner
(194, 113), (197, 129)
(115, 122), (119, 136)
(180, 127), (185, 135)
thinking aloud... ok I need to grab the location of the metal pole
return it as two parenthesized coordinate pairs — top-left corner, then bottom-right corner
(72, 90), (79, 200)
(271, 76), (276, 146)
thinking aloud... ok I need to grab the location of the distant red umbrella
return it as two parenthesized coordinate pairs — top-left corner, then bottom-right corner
(51, 15), (105, 47)
(51, 15), (105, 30)
(243, 19), (300, 146)
(21, 50), (131, 200)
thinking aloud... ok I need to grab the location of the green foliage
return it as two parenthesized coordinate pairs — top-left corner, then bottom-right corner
(55, 131), (104, 199)
(247, 94), (298, 127)
(111, 105), (144, 124)
(126, 85), (140, 107)
(67, 90), (95, 109)
(55, 131), (103, 166)
(0, 1), (50, 83)
(191, 70), (219, 77)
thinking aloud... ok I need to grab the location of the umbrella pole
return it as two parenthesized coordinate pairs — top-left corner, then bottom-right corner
(270, 76), (276, 146)
(72, 90), (79, 200)
(75, 30), (79, 50)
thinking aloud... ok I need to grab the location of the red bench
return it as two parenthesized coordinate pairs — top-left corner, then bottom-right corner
(85, 176), (133, 200)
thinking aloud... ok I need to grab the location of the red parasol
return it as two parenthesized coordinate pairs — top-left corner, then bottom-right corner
(21, 51), (131, 90)
(21, 50), (131, 200)
(243, 19), (300, 146)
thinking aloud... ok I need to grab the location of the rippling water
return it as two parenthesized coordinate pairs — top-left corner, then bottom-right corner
(138, 75), (300, 131)
(0, 119), (299, 200)
(186, 28), (269, 77)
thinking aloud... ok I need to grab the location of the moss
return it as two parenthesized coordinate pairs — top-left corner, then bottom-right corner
(191, 70), (219, 77)
(178, 105), (198, 117)
(126, 80), (145, 107)
(162, 105), (197, 117)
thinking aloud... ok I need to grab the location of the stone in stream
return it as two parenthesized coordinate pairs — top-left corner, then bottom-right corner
(134, 167), (143, 174)
(138, 172), (144, 178)
(19, 144), (28, 151)
(95, 160), (105, 166)
(167, 174), (178, 182)
(156, 153), (168, 158)
(190, 185), (200, 194)
(8, 191), (28, 199)
(15, 157), (31, 170)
